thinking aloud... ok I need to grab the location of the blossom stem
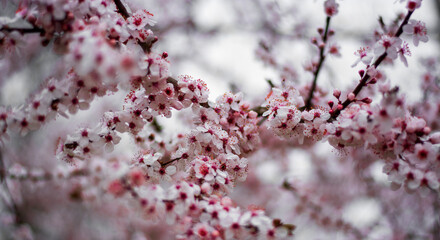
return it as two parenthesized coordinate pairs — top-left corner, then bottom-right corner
(330, 10), (414, 121)
(304, 16), (331, 110)
(161, 157), (181, 167)
(151, 119), (163, 133)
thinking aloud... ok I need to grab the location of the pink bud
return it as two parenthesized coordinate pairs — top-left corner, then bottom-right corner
(248, 111), (258, 119)
(429, 132), (440, 144)
(201, 182), (211, 194)
(162, 52), (168, 59)
(221, 197), (233, 207)
(212, 230), (220, 238)
(347, 93), (355, 101)
(241, 102), (250, 109)
(337, 104), (343, 110)
(361, 98), (372, 104)
(423, 127), (431, 135)
(406, 125), (416, 134)
(358, 70), (365, 78)
(328, 101), (334, 108)
(220, 118), (228, 125)
(333, 89), (341, 99)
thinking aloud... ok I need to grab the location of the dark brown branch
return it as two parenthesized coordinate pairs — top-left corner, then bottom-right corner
(330, 10), (414, 121)
(378, 16), (387, 33)
(151, 119), (163, 133)
(0, 27), (44, 34)
(113, 0), (130, 19)
(161, 157), (181, 167)
(304, 16), (331, 110)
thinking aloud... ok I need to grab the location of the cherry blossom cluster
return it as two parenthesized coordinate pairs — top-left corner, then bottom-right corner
(55, 86), (288, 238)
(0, 68), (121, 142)
(49, 1), (284, 234)
(259, 0), (439, 195)
(1, 0), (439, 239)
(106, 179), (293, 239)
(58, 74), (209, 160)
(0, 0), (155, 141)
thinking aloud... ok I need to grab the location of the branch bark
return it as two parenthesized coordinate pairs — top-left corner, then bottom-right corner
(329, 10), (414, 121)
(304, 16), (331, 110)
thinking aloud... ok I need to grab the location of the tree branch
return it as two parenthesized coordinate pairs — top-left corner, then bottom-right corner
(113, 0), (130, 19)
(0, 27), (44, 34)
(329, 10), (414, 121)
(304, 16), (331, 110)
(161, 157), (181, 167)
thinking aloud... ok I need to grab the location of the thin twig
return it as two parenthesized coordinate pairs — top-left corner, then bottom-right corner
(0, 27), (44, 34)
(330, 10), (414, 121)
(151, 119), (163, 133)
(161, 157), (181, 167)
(304, 16), (331, 110)
(113, 0), (130, 19)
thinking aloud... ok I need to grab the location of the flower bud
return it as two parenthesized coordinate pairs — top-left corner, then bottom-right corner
(328, 101), (334, 108)
(333, 89), (341, 99)
(347, 93), (355, 101)
(429, 132), (440, 144)
(423, 127), (431, 135)
(361, 98), (372, 104)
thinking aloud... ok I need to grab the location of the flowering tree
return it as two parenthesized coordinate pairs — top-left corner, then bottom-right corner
(0, 0), (439, 239)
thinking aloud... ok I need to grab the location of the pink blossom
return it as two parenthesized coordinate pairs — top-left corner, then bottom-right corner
(374, 35), (402, 59)
(126, 9), (155, 31)
(324, 0), (339, 17)
(406, 0), (422, 11)
(403, 20), (428, 46)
